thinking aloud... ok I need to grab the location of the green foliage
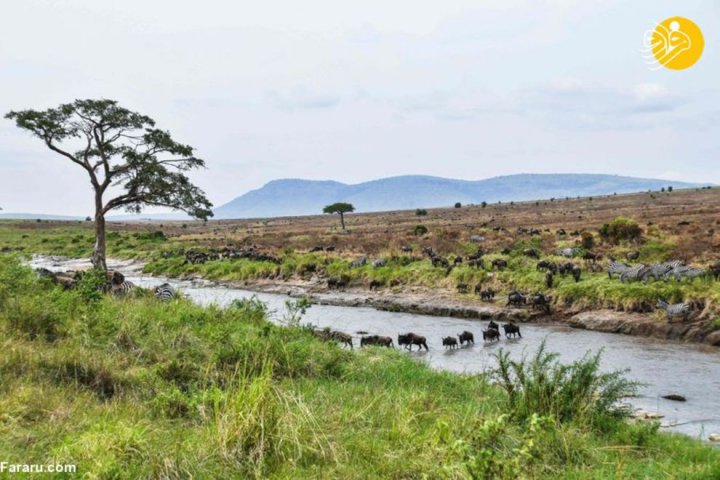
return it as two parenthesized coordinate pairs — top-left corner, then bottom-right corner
(415, 208), (428, 216)
(75, 267), (108, 302)
(599, 217), (643, 245)
(0, 256), (718, 478)
(322, 202), (355, 215)
(454, 202), (462, 208)
(494, 341), (637, 424)
(414, 224), (428, 236)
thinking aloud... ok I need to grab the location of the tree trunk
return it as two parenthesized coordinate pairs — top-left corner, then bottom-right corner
(340, 212), (345, 230)
(92, 195), (107, 271)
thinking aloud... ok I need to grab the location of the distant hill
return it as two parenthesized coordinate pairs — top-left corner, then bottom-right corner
(213, 174), (704, 219)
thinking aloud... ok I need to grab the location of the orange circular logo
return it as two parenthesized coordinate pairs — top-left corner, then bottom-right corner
(643, 17), (704, 70)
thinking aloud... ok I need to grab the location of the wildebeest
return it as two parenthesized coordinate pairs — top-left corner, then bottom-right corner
(457, 331), (474, 345)
(372, 259), (387, 268)
(488, 320), (499, 331)
(571, 265), (582, 282)
(558, 262), (575, 276)
(536, 260), (557, 274)
(545, 271), (554, 288)
(467, 258), (484, 269)
(507, 290), (526, 307)
(369, 279), (383, 290)
(482, 328), (500, 342)
(710, 262), (720, 280)
(453, 255), (463, 265)
(398, 333), (429, 351)
(582, 252), (601, 263)
(502, 323), (522, 338)
(480, 288), (496, 301)
(309, 245), (324, 253)
(492, 258), (508, 270)
(626, 251), (640, 261)
(531, 293), (551, 313)
(327, 277), (347, 289)
(442, 336), (459, 349)
(456, 283), (469, 294)
(523, 248), (540, 259)
(360, 335), (394, 348)
(315, 328), (354, 349)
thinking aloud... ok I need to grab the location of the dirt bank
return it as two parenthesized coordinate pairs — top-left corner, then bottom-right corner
(221, 277), (720, 347)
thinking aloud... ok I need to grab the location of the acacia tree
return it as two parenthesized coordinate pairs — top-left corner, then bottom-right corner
(323, 202), (355, 230)
(6, 99), (213, 270)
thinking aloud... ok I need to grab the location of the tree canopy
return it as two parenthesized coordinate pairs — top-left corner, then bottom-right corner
(323, 202), (355, 230)
(5, 99), (213, 269)
(322, 202), (355, 215)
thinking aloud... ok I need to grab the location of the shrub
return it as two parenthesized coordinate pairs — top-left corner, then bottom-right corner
(415, 209), (428, 216)
(599, 217), (642, 245)
(454, 202), (462, 208)
(493, 342), (637, 424)
(481, 201), (487, 208)
(414, 225), (428, 236)
(581, 232), (594, 250)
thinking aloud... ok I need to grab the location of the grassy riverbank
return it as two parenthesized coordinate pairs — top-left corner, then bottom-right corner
(1, 255), (719, 478)
(3, 218), (719, 324)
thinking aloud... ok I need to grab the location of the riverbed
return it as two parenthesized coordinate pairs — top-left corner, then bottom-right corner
(31, 255), (720, 441)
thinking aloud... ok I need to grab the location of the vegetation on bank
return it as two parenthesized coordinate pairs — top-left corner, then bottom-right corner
(1, 215), (720, 322)
(1, 254), (719, 479)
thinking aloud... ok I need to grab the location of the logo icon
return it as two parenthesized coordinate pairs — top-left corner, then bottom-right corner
(642, 17), (704, 70)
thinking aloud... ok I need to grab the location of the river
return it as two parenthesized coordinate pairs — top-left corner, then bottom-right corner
(31, 256), (720, 441)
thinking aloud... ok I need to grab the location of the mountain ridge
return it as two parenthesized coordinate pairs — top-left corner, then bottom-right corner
(213, 173), (705, 219)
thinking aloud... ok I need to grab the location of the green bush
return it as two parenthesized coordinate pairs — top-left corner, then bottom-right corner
(494, 341), (637, 425)
(599, 217), (643, 245)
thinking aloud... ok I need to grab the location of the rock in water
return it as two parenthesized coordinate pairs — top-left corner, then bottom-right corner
(661, 394), (687, 402)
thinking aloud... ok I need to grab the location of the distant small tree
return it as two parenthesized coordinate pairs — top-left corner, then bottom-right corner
(668, 186), (673, 192)
(481, 201), (487, 208)
(323, 202), (355, 230)
(454, 202), (462, 209)
(581, 232), (595, 250)
(85, 216), (91, 222)
(661, 187), (665, 192)
(415, 208), (428, 216)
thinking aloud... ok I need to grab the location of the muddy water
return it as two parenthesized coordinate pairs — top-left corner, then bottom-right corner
(32, 256), (720, 441)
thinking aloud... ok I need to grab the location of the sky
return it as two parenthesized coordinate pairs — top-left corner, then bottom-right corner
(1, 0), (719, 216)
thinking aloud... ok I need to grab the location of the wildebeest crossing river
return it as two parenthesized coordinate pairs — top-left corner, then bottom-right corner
(31, 256), (720, 442)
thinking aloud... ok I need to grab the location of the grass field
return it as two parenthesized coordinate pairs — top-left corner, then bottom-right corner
(1, 254), (719, 479)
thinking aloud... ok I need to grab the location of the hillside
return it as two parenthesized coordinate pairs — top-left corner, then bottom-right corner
(214, 173), (702, 219)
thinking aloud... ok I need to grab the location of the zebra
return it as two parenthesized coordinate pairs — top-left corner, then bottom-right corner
(607, 260), (631, 279)
(154, 282), (177, 301)
(666, 265), (706, 282)
(640, 261), (683, 283)
(557, 247), (578, 258)
(656, 300), (691, 322)
(620, 264), (647, 283)
(110, 281), (136, 297)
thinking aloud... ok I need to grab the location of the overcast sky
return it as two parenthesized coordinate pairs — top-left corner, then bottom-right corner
(1, 0), (719, 215)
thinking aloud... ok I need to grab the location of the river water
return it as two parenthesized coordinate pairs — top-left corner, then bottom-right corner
(31, 256), (720, 441)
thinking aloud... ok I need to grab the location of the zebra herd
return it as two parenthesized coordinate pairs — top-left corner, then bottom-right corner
(606, 259), (715, 322)
(607, 259), (712, 283)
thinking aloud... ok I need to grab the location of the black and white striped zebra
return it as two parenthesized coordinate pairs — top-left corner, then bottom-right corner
(640, 260), (683, 283)
(656, 300), (691, 321)
(154, 282), (177, 301)
(607, 260), (631, 279)
(110, 281), (136, 297)
(666, 265), (706, 282)
(620, 264), (647, 283)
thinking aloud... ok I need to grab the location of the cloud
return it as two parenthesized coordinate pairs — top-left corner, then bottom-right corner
(267, 85), (341, 110)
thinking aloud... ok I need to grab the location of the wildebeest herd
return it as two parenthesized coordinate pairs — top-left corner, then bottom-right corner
(313, 320), (522, 350)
